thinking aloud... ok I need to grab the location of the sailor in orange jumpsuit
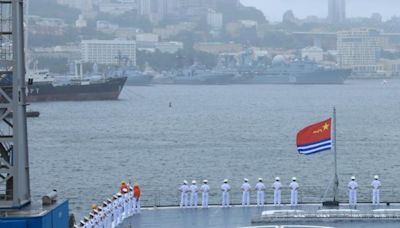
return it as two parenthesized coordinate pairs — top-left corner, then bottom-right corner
(133, 183), (141, 214)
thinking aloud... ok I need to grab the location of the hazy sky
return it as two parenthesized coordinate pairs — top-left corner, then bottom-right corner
(240, 0), (400, 22)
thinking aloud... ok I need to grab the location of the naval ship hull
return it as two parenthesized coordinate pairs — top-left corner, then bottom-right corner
(126, 74), (154, 86)
(239, 69), (351, 85)
(294, 69), (352, 84)
(27, 77), (127, 102)
(173, 74), (234, 85)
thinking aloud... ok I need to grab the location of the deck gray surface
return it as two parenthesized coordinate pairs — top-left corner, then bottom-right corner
(118, 204), (400, 228)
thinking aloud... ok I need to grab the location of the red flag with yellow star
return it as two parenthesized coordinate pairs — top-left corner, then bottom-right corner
(296, 118), (332, 155)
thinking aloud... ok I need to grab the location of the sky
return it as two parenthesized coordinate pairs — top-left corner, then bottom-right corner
(240, 0), (400, 22)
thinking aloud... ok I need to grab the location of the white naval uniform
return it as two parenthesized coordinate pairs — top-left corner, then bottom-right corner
(89, 216), (96, 228)
(272, 181), (282, 205)
(116, 197), (123, 225)
(104, 205), (111, 228)
(98, 211), (105, 228)
(200, 184), (210, 208)
(255, 182), (266, 206)
(190, 184), (199, 207)
(123, 194), (129, 219)
(371, 180), (381, 205)
(241, 182), (251, 206)
(179, 184), (189, 208)
(348, 180), (358, 206)
(221, 183), (231, 207)
(289, 181), (299, 206)
(129, 191), (135, 216)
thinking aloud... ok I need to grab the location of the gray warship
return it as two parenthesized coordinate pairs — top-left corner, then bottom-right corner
(240, 55), (351, 85)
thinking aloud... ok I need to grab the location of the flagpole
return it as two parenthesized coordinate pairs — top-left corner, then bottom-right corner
(333, 107), (339, 202)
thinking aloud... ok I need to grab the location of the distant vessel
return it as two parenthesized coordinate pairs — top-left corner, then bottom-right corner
(166, 64), (235, 85)
(237, 56), (351, 85)
(26, 63), (127, 102)
(108, 66), (154, 86)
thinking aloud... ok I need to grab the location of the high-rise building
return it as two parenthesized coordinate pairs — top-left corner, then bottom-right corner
(81, 40), (136, 65)
(337, 28), (382, 74)
(207, 9), (223, 29)
(139, 0), (167, 22)
(328, 0), (346, 23)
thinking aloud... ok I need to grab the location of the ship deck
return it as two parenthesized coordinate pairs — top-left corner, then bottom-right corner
(118, 203), (400, 228)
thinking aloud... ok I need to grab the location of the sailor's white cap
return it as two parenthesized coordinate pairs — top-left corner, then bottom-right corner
(192, 180), (196, 184)
(275, 177), (280, 181)
(203, 180), (208, 183)
(374, 175), (379, 179)
(292, 177), (297, 181)
(351, 176), (356, 180)
(117, 192), (122, 197)
(183, 180), (188, 184)
(258, 178), (263, 182)
(223, 179), (228, 183)
(244, 178), (248, 182)
(84, 216), (89, 221)
(122, 188), (128, 193)
(80, 220), (85, 225)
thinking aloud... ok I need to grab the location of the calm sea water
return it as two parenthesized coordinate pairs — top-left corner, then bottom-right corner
(27, 80), (400, 219)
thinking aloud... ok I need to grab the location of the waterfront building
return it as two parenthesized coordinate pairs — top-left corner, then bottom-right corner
(337, 28), (382, 75)
(193, 42), (243, 55)
(81, 40), (137, 65)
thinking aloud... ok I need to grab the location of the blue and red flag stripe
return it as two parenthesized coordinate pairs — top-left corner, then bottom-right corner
(296, 118), (332, 155)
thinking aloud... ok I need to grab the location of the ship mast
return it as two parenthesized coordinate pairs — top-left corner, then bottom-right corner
(332, 107), (339, 202)
(0, 0), (31, 208)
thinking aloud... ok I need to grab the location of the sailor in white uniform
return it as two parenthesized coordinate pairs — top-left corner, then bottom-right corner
(128, 186), (135, 216)
(200, 180), (210, 208)
(122, 188), (129, 219)
(82, 217), (90, 228)
(111, 195), (118, 227)
(117, 193), (124, 225)
(221, 179), (231, 207)
(371, 175), (381, 206)
(190, 180), (199, 208)
(106, 199), (113, 228)
(272, 177), (282, 206)
(179, 180), (189, 208)
(255, 178), (266, 206)
(289, 177), (299, 206)
(348, 176), (358, 207)
(241, 178), (251, 206)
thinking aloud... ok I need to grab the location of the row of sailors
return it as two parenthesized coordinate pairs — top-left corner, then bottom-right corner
(76, 182), (141, 228)
(179, 176), (382, 208)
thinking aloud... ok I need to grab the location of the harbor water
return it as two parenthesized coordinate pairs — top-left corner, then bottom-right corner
(27, 80), (400, 220)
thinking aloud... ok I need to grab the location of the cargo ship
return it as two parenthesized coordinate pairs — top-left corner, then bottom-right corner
(25, 64), (127, 102)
